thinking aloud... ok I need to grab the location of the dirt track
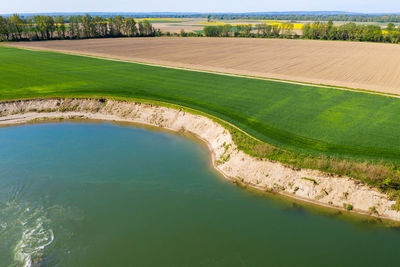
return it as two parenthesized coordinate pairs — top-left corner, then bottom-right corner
(6, 37), (400, 94)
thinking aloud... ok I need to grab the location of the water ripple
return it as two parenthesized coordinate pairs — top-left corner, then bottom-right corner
(0, 178), (55, 267)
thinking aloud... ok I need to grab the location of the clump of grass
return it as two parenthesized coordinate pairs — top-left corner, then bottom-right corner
(216, 153), (230, 165)
(301, 177), (318, 185)
(315, 189), (329, 200)
(235, 176), (244, 183)
(38, 108), (56, 113)
(265, 187), (275, 193)
(391, 201), (400, 211)
(343, 203), (353, 211)
(223, 143), (231, 153)
(216, 143), (231, 165)
(386, 190), (400, 211)
(56, 102), (83, 113)
(178, 126), (186, 133)
(369, 206), (378, 214)
(273, 183), (285, 191)
(233, 176), (247, 188)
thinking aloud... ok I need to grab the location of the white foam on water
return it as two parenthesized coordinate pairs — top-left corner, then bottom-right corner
(0, 198), (55, 267)
(12, 206), (55, 267)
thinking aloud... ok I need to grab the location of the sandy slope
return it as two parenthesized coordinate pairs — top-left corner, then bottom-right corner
(5, 37), (400, 94)
(1, 98), (399, 222)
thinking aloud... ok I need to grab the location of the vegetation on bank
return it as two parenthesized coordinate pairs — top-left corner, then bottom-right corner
(0, 14), (160, 41)
(1, 46), (400, 199)
(226, 124), (400, 201)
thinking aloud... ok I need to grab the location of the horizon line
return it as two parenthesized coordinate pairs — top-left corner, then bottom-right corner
(2, 11), (400, 16)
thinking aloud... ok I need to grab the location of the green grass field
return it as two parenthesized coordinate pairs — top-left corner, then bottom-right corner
(1, 46), (400, 164)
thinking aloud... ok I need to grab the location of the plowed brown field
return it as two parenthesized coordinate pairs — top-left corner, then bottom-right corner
(7, 37), (400, 94)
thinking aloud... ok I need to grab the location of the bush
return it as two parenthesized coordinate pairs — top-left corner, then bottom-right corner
(343, 203), (353, 211)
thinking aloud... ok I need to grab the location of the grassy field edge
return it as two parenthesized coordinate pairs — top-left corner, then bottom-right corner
(6, 44), (400, 100)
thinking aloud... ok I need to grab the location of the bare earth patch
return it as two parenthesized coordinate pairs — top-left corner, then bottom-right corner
(5, 37), (400, 94)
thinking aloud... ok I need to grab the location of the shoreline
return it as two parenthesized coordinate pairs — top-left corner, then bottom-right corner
(1, 98), (400, 222)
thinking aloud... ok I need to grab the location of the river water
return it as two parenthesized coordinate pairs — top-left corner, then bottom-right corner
(0, 122), (399, 266)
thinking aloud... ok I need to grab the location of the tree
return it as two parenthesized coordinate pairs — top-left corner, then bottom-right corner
(138, 20), (154, 36)
(387, 22), (395, 32)
(302, 23), (312, 39)
(93, 16), (107, 37)
(271, 25), (281, 36)
(123, 18), (137, 37)
(280, 22), (294, 37)
(235, 25), (244, 37)
(34, 16), (47, 39)
(255, 24), (262, 36)
(243, 24), (252, 37)
(363, 25), (382, 42)
(69, 16), (81, 39)
(80, 14), (95, 38)
(0, 16), (10, 41)
(180, 28), (187, 37)
(203, 26), (220, 37)
(255, 23), (272, 38)
(9, 14), (25, 40)
(262, 23), (272, 37)
(390, 31), (400, 43)
(222, 24), (232, 37)
(327, 20), (336, 40)
(55, 16), (66, 39)
(111, 16), (124, 36)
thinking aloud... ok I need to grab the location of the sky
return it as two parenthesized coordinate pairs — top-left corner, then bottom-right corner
(1, 0), (399, 14)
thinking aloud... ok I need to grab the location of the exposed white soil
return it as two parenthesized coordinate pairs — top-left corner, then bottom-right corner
(1, 98), (399, 222)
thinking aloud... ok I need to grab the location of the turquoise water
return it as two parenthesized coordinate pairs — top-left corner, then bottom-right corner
(0, 122), (399, 267)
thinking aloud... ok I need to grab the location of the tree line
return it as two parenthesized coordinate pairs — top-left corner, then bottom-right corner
(203, 23), (298, 38)
(202, 21), (400, 44)
(207, 14), (400, 23)
(124, 13), (400, 23)
(302, 21), (400, 43)
(0, 14), (160, 41)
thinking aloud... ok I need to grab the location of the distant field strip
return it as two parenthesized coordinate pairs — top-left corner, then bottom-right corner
(1, 46), (400, 162)
(9, 38), (400, 95)
(10, 45), (400, 100)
